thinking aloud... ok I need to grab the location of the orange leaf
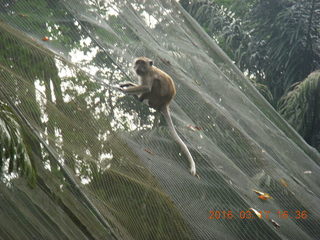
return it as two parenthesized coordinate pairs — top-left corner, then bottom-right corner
(258, 195), (268, 200)
(253, 189), (273, 200)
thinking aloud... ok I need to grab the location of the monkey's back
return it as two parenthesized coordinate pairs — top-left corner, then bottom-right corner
(146, 67), (176, 111)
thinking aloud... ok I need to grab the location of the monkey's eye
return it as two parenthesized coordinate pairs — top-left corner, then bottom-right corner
(149, 60), (153, 66)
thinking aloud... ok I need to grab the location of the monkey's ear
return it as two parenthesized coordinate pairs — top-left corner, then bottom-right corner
(149, 60), (153, 66)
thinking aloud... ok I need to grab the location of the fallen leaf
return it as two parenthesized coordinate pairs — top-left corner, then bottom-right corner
(18, 13), (28, 17)
(249, 208), (262, 219)
(258, 195), (268, 200)
(269, 219), (280, 229)
(279, 178), (289, 187)
(253, 189), (273, 200)
(144, 148), (155, 155)
(187, 125), (203, 131)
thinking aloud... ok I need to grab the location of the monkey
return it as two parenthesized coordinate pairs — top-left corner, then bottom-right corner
(119, 57), (196, 176)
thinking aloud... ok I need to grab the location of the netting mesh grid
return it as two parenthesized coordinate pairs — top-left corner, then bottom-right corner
(0, 0), (319, 239)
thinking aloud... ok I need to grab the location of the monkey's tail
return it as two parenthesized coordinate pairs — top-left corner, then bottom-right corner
(161, 106), (196, 176)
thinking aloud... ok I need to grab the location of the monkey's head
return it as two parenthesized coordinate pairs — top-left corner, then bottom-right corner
(134, 57), (153, 76)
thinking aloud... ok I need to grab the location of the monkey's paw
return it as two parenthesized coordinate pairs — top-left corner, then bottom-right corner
(120, 82), (135, 88)
(113, 85), (125, 92)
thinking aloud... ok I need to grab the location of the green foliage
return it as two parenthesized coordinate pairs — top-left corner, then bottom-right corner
(180, 0), (255, 20)
(0, 0), (82, 49)
(216, 0), (256, 18)
(250, 79), (274, 103)
(278, 71), (320, 150)
(0, 0), (320, 238)
(182, 0), (320, 151)
(183, 0), (320, 103)
(0, 101), (36, 185)
(243, 0), (320, 100)
(0, 4), (202, 236)
(180, 0), (240, 59)
(180, 0), (234, 37)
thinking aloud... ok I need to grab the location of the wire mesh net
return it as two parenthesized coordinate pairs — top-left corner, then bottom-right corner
(0, 0), (320, 239)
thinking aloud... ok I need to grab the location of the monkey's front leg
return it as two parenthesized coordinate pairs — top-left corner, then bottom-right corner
(119, 82), (137, 88)
(119, 84), (151, 102)
(122, 85), (151, 95)
(117, 82), (137, 95)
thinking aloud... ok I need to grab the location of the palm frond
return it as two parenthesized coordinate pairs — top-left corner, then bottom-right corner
(0, 101), (36, 185)
(250, 79), (274, 104)
(278, 70), (320, 140)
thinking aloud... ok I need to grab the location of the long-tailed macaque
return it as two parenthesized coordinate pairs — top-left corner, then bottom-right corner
(119, 57), (196, 176)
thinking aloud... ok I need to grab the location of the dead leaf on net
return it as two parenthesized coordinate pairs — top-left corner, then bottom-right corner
(279, 178), (289, 188)
(258, 195), (268, 200)
(249, 208), (262, 219)
(187, 125), (203, 131)
(18, 13), (28, 17)
(144, 148), (155, 155)
(253, 189), (273, 200)
(269, 219), (280, 229)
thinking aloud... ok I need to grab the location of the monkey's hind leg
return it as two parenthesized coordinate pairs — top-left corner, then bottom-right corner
(138, 92), (151, 102)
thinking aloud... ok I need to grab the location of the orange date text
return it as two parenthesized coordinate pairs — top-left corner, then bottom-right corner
(208, 210), (308, 220)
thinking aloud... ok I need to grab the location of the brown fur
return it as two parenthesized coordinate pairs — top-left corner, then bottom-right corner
(139, 66), (176, 111)
(120, 57), (196, 176)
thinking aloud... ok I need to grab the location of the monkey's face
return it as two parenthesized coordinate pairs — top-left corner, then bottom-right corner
(134, 58), (153, 76)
